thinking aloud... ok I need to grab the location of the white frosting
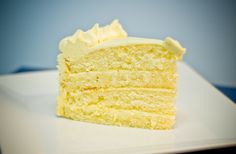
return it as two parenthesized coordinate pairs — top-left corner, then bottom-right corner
(59, 19), (127, 57)
(59, 19), (186, 60)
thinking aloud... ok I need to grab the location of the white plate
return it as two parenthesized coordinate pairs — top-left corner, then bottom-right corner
(0, 62), (236, 154)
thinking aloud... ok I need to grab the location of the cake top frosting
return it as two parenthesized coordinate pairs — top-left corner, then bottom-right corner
(59, 19), (186, 60)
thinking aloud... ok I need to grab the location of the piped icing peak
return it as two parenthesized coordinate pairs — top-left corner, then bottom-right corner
(59, 19), (127, 56)
(163, 37), (186, 59)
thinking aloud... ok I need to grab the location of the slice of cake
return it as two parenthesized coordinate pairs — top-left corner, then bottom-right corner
(57, 20), (186, 130)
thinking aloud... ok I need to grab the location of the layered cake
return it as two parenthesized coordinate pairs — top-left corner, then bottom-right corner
(57, 20), (186, 130)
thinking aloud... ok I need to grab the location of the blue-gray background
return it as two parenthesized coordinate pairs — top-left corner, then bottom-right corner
(0, 0), (236, 87)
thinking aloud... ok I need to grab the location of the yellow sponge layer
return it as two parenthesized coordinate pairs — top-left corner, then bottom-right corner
(61, 70), (177, 90)
(58, 88), (176, 113)
(57, 97), (175, 130)
(58, 44), (177, 73)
